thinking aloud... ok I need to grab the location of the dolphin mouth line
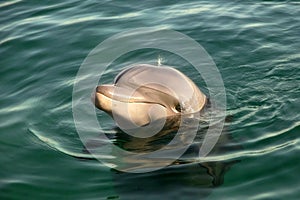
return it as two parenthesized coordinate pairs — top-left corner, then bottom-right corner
(95, 90), (167, 108)
(95, 85), (177, 109)
(95, 90), (184, 116)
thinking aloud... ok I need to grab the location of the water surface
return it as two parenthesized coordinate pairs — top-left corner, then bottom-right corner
(1, 1), (300, 199)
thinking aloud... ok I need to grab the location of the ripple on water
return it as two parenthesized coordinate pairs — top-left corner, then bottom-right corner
(1, 1), (300, 199)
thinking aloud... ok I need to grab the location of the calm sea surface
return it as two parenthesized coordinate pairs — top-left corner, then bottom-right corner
(1, 1), (300, 199)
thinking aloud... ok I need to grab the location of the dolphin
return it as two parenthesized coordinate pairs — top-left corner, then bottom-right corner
(93, 64), (208, 129)
(90, 65), (241, 196)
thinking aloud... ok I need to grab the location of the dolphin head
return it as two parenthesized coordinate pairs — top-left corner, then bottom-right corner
(93, 64), (207, 128)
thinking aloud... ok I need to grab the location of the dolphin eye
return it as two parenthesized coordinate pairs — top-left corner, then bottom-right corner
(175, 103), (181, 112)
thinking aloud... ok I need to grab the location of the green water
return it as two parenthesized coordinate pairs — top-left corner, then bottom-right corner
(1, 1), (300, 199)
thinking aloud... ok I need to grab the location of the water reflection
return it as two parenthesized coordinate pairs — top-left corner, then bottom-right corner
(85, 115), (240, 199)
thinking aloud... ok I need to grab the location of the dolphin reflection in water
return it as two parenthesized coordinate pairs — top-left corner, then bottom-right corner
(91, 64), (240, 199)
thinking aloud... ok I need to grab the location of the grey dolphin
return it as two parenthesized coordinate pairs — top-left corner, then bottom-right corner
(90, 66), (240, 195)
(93, 64), (207, 128)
